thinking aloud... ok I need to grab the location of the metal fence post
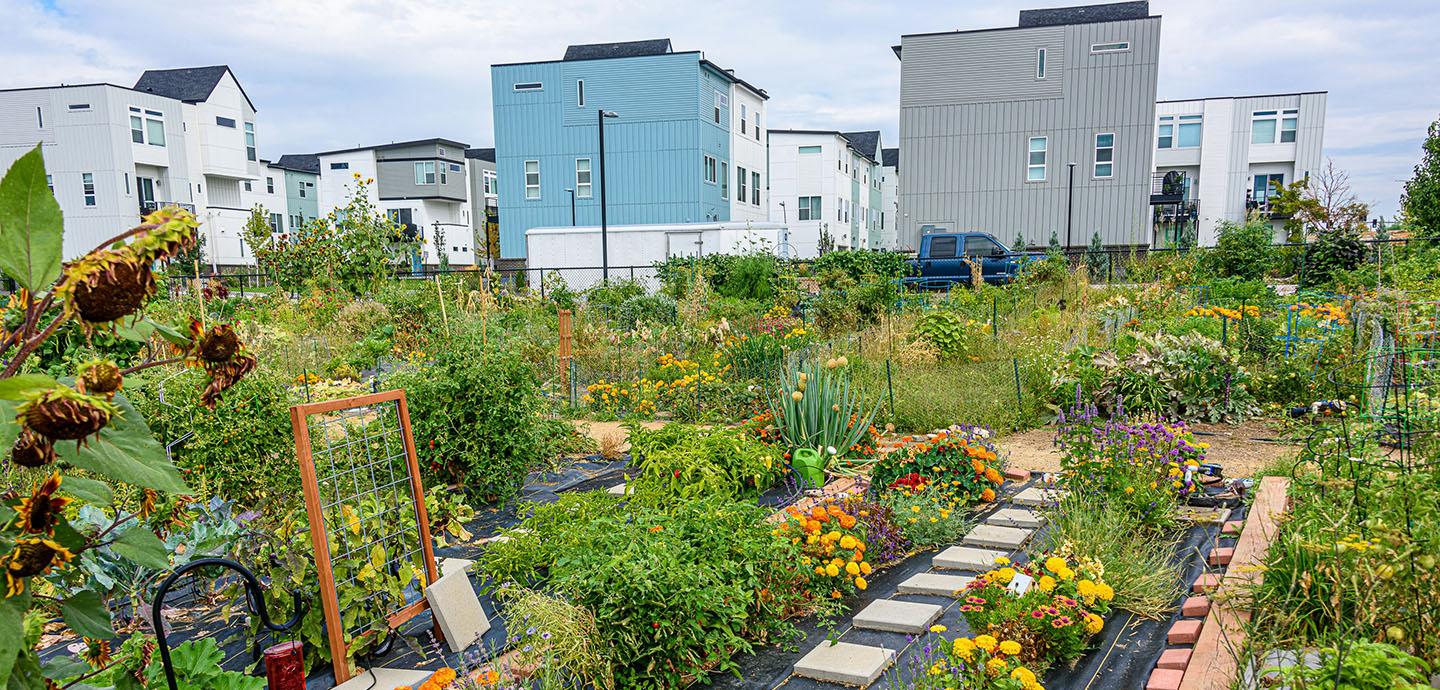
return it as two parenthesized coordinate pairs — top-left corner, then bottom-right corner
(992, 295), (999, 339)
(539, 268), (547, 298)
(1011, 358), (1023, 422)
(885, 359), (896, 419)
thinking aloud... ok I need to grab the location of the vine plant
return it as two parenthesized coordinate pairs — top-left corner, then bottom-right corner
(0, 145), (256, 688)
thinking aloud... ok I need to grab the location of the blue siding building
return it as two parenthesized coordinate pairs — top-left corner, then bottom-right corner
(491, 39), (767, 260)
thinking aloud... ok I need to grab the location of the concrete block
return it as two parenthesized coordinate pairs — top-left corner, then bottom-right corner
(961, 524), (1033, 549)
(333, 668), (433, 689)
(1207, 546), (1235, 566)
(1157, 648), (1192, 670)
(1146, 668), (1184, 690)
(793, 641), (896, 687)
(985, 508), (1046, 529)
(1011, 486), (1065, 507)
(1169, 619), (1203, 645)
(1181, 596), (1211, 618)
(1192, 573), (1222, 593)
(438, 557), (473, 577)
(606, 483), (631, 495)
(851, 599), (943, 634)
(896, 572), (973, 597)
(934, 546), (1008, 571)
(424, 569), (491, 653)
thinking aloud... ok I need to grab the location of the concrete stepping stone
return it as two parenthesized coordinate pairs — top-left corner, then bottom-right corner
(962, 524), (1033, 550)
(424, 569), (492, 653)
(793, 641), (896, 687)
(606, 483), (631, 495)
(438, 557), (473, 577)
(334, 668), (433, 689)
(985, 508), (1045, 529)
(1011, 486), (1065, 507)
(896, 572), (973, 597)
(852, 599), (943, 633)
(934, 545), (1007, 571)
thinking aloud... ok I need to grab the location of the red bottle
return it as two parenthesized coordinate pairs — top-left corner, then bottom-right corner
(264, 641), (305, 690)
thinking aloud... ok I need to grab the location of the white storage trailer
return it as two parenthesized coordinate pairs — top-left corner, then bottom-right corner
(524, 221), (797, 291)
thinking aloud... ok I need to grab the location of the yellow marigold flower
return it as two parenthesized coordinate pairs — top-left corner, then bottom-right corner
(1038, 575), (1057, 592)
(974, 634), (997, 652)
(994, 556), (1011, 565)
(994, 567), (1016, 584)
(1010, 666), (1037, 685)
(986, 658), (1007, 676)
(860, 561), (872, 575)
(1057, 566), (1075, 581)
(855, 576), (868, 590)
(845, 562), (860, 576)
(1077, 579), (1098, 598)
(1097, 583), (1115, 601)
(1086, 613), (1104, 634)
(1044, 556), (1067, 573)
(839, 535), (857, 550)
(953, 638), (976, 655)
(999, 640), (1022, 656)
(825, 563), (840, 577)
(929, 624), (946, 633)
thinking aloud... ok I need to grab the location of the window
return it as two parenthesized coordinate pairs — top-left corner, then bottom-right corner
(751, 170), (760, 205)
(713, 92), (727, 124)
(299, 183), (307, 198)
(703, 155), (717, 184)
(330, 162), (349, 170)
(215, 116), (236, 128)
(244, 122), (256, 161)
(1036, 48), (1047, 79)
(737, 166), (748, 202)
(82, 173), (95, 207)
(524, 160), (540, 199)
(1178, 115), (1202, 147)
(513, 82), (543, 91)
(1094, 133), (1114, 178)
(415, 161), (436, 185)
(576, 158), (592, 197)
(36, 106), (43, 129)
(740, 104), (747, 134)
(449, 162), (462, 172)
(243, 180), (252, 192)
(483, 170), (496, 195)
(964, 236), (998, 256)
(929, 236), (957, 258)
(576, 79), (585, 107)
(146, 117), (165, 146)
(440, 166), (447, 185)
(266, 177), (274, 194)
(798, 196), (821, 220)
(1158, 115), (1202, 149)
(130, 114), (145, 144)
(1027, 136), (1048, 182)
(720, 161), (728, 199)
(268, 213), (282, 233)
(46, 175), (53, 194)
(799, 145), (822, 154)
(754, 112), (760, 141)
(1253, 173), (1284, 202)
(1090, 41), (1130, 53)
(129, 107), (165, 146)
(67, 103), (90, 111)
(1280, 110), (1298, 143)
(1252, 109), (1297, 145)
(124, 173), (130, 195)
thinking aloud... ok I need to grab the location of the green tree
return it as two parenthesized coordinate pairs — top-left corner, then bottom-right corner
(1401, 114), (1440, 239)
(1085, 231), (1109, 278)
(1290, 161), (1369, 287)
(1204, 219), (1275, 281)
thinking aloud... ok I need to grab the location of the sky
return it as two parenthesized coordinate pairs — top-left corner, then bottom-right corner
(3, 0), (1435, 218)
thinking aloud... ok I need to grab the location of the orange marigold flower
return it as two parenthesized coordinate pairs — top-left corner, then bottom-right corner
(981, 488), (996, 502)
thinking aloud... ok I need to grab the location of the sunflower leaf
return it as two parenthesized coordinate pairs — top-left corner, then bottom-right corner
(0, 145), (64, 292)
(60, 590), (115, 640)
(0, 374), (56, 401)
(55, 393), (189, 494)
(0, 590), (31, 682)
(60, 477), (113, 506)
(111, 525), (170, 571)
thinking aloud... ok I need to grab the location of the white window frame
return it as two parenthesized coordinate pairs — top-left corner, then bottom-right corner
(1036, 48), (1047, 79)
(244, 122), (257, 162)
(575, 157), (593, 197)
(524, 160), (541, 200)
(1280, 109), (1298, 143)
(483, 170), (497, 195)
(576, 79), (585, 108)
(754, 112), (761, 141)
(1090, 41), (1130, 53)
(719, 161), (729, 199)
(737, 166), (748, 201)
(266, 176), (274, 194)
(703, 155), (717, 184)
(713, 92), (727, 124)
(798, 195), (821, 221)
(1251, 110), (1297, 145)
(82, 173), (96, 207)
(415, 161), (437, 185)
(799, 145), (822, 154)
(751, 170), (760, 205)
(1094, 132), (1115, 179)
(129, 112), (145, 144)
(243, 180), (252, 192)
(740, 103), (747, 134)
(1026, 136), (1048, 182)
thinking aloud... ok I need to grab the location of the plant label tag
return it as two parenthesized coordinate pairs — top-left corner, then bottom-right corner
(1008, 572), (1034, 596)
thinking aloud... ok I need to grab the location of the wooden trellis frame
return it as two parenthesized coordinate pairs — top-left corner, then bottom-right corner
(290, 389), (441, 684)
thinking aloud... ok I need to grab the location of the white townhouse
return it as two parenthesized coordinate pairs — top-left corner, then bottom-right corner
(0, 65), (262, 268)
(727, 79), (770, 224)
(1151, 92), (1327, 246)
(767, 129), (883, 257)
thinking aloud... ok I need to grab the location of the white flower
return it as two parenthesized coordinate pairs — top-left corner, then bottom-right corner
(976, 428), (991, 439)
(826, 446), (838, 455)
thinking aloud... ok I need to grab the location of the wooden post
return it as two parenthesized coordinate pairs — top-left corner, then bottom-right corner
(558, 309), (573, 403)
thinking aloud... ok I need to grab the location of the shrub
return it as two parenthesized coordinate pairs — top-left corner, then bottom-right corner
(479, 494), (817, 688)
(386, 343), (553, 503)
(1302, 227), (1366, 288)
(1039, 498), (1184, 619)
(1050, 332), (1260, 423)
(1203, 219), (1275, 281)
(914, 310), (983, 358)
(717, 254), (779, 301)
(811, 249), (910, 280)
(1267, 641), (1432, 690)
(880, 485), (974, 549)
(614, 293), (677, 329)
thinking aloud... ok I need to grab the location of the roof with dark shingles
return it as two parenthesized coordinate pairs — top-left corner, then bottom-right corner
(564, 39), (672, 61)
(882, 147), (899, 168)
(1018, 1), (1149, 27)
(465, 148), (496, 162)
(274, 154), (320, 174)
(840, 131), (882, 162)
(133, 66), (256, 110)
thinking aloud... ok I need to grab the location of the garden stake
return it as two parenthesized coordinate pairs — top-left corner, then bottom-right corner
(886, 359), (895, 417)
(436, 275), (451, 338)
(1012, 357), (1023, 414)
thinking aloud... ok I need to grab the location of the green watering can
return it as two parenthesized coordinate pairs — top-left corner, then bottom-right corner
(791, 447), (826, 488)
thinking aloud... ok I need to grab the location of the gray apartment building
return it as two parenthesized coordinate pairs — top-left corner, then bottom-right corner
(895, 1), (1160, 251)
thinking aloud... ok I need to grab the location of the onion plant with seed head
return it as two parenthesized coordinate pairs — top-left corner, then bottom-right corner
(767, 357), (882, 460)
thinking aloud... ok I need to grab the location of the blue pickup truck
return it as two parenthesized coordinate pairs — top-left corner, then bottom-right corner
(903, 232), (1040, 288)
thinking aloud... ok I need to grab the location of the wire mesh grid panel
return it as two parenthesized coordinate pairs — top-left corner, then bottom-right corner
(289, 389), (439, 684)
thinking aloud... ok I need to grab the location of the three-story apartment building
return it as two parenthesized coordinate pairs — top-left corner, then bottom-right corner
(273, 153), (321, 232)
(1151, 92), (1327, 246)
(0, 65), (261, 267)
(491, 39), (768, 261)
(315, 138), (475, 268)
(767, 130), (884, 256)
(895, 1), (1160, 251)
(465, 147), (498, 263)
(879, 147), (900, 250)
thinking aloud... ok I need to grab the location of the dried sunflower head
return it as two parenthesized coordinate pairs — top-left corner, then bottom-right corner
(13, 472), (70, 536)
(17, 386), (120, 445)
(9, 427), (56, 468)
(81, 637), (114, 668)
(190, 321), (241, 363)
(3, 537), (75, 596)
(199, 353), (257, 410)
(77, 359), (123, 398)
(128, 206), (200, 264)
(55, 249), (155, 325)
(185, 320), (257, 408)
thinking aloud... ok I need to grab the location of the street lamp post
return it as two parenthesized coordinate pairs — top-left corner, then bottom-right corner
(598, 109), (620, 282)
(564, 188), (576, 226)
(1065, 162), (1076, 249)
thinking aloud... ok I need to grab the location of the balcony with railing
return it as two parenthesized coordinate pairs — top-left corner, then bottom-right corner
(1245, 195), (1292, 220)
(139, 201), (197, 217)
(1150, 171), (1190, 205)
